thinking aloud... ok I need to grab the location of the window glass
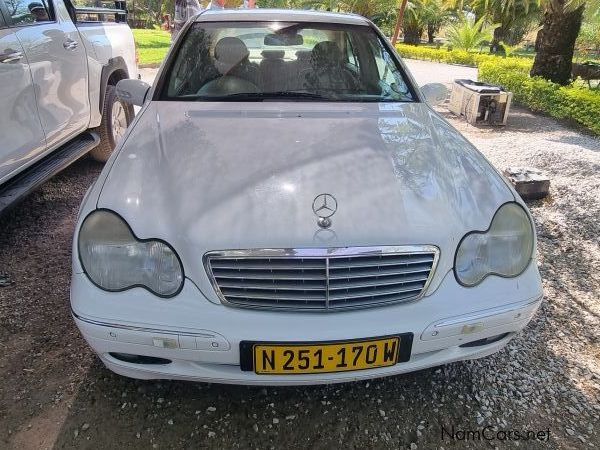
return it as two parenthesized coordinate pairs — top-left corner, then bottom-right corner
(344, 35), (359, 70)
(369, 34), (412, 100)
(161, 22), (415, 103)
(70, 0), (118, 23)
(5, 0), (53, 25)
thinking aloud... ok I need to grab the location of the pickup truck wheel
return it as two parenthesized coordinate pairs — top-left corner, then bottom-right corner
(90, 84), (134, 162)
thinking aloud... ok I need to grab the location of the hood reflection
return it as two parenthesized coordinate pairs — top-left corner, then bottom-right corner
(99, 101), (513, 295)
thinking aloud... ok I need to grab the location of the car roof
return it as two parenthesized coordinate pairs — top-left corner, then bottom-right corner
(194, 8), (371, 26)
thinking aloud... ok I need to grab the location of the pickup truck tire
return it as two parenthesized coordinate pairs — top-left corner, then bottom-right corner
(90, 85), (134, 162)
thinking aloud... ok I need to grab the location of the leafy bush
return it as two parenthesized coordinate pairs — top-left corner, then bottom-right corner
(577, 20), (600, 58)
(395, 43), (531, 67)
(479, 59), (600, 134)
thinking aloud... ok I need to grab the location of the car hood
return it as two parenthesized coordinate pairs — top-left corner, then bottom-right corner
(97, 101), (513, 299)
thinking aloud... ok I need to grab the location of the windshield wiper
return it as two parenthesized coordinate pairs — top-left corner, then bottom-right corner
(194, 91), (329, 101)
(261, 91), (328, 100)
(184, 91), (414, 103)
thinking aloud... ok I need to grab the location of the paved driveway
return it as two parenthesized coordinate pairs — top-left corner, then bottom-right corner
(402, 59), (478, 85)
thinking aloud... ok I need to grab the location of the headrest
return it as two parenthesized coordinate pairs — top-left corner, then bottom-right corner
(261, 50), (285, 60)
(28, 1), (44, 11)
(295, 50), (312, 61)
(311, 41), (343, 68)
(214, 37), (250, 74)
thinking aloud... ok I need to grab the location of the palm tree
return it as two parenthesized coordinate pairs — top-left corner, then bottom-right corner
(446, 15), (496, 51)
(403, 0), (427, 43)
(470, 0), (541, 49)
(300, 0), (398, 16)
(402, 0), (450, 44)
(531, 0), (599, 84)
(423, 0), (452, 43)
(301, 0), (341, 9)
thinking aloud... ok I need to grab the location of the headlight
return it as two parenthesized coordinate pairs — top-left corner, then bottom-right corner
(454, 202), (534, 287)
(78, 210), (184, 297)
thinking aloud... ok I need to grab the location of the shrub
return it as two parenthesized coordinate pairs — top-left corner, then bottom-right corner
(395, 43), (530, 67)
(479, 59), (600, 134)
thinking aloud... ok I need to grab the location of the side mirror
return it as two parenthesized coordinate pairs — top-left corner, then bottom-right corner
(420, 83), (448, 106)
(116, 79), (151, 106)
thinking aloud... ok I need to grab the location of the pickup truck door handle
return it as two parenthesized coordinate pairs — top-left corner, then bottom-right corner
(0, 50), (24, 63)
(63, 40), (79, 51)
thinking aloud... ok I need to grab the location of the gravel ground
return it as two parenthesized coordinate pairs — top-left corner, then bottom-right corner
(1, 70), (599, 449)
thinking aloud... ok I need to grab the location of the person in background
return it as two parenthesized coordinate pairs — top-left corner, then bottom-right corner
(161, 14), (172, 32)
(172, 0), (203, 41)
(28, 2), (49, 21)
(207, 0), (225, 9)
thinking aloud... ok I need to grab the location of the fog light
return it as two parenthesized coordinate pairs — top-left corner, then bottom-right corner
(109, 353), (172, 365)
(459, 333), (511, 348)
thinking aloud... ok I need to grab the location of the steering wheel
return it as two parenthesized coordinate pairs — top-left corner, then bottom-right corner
(197, 76), (259, 96)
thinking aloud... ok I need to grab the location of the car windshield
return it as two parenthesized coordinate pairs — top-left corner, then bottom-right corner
(160, 21), (416, 103)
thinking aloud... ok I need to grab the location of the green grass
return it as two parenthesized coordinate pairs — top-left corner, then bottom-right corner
(132, 29), (171, 67)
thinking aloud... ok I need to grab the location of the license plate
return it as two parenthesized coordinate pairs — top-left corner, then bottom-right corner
(240, 334), (413, 375)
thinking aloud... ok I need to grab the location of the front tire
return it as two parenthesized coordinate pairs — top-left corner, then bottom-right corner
(90, 84), (134, 162)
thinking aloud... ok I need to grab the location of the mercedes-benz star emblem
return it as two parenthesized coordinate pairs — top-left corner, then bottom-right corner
(312, 194), (337, 229)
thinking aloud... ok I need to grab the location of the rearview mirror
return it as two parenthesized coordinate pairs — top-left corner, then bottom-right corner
(116, 79), (151, 107)
(420, 83), (448, 106)
(264, 33), (303, 46)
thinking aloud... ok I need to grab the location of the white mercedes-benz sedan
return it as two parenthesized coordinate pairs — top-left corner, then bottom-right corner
(71, 9), (543, 385)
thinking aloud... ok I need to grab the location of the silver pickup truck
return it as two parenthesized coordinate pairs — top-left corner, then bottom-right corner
(0, 0), (137, 213)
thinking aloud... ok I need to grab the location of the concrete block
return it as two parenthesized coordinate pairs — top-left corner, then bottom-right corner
(503, 167), (550, 200)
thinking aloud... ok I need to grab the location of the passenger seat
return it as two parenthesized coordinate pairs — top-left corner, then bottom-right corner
(259, 50), (287, 93)
(287, 50), (312, 91)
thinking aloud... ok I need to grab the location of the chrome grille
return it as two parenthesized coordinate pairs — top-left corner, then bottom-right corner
(204, 246), (439, 311)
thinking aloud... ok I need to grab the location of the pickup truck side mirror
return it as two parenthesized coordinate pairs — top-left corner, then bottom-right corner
(116, 79), (151, 106)
(420, 83), (448, 106)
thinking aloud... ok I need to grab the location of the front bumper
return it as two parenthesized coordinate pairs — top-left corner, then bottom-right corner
(71, 265), (543, 385)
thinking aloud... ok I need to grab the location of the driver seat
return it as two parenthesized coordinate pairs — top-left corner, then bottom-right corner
(303, 41), (358, 94)
(213, 37), (260, 87)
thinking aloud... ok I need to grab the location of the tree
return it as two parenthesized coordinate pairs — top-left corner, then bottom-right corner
(295, 0), (404, 34)
(446, 15), (496, 50)
(403, 0), (426, 43)
(348, 0), (399, 17)
(259, 0), (300, 5)
(531, 0), (594, 84)
(500, 10), (542, 45)
(470, 0), (541, 49)
(300, 0), (399, 16)
(423, 0), (451, 43)
(5, 0), (22, 15)
(402, 0), (449, 44)
(577, 15), (600, 58)
(300, 0), (346, 10)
